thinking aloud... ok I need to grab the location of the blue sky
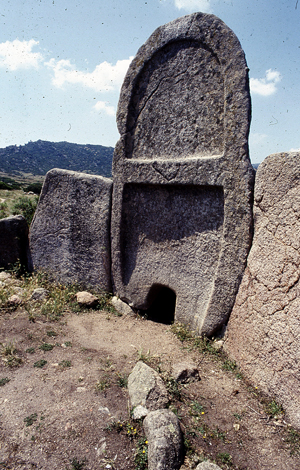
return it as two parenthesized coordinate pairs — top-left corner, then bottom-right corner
(0, 0), (299, 163)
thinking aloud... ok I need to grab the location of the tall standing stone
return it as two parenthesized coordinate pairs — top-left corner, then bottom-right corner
(225, 152), (300, 428)
(30, 169), (112, 290)
(111, 13), (254, 335)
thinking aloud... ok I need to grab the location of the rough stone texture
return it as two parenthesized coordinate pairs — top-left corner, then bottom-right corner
(172, 362), (199, 383)
(0, 215), (32, 271)
(212, 339), (224, 351)
(128, 361), (169, 413)
(195, 462), (222, 470)
(7, 294), (22, 307)
(30, 169), (113, 290)
(76, 291), (98, 308)
(110, 296), (135, 316)
(14, 287), (25, 297)
(30, 288), (49, 301)
(111, 12), (254, 335)
(143, 409), (183, 470)
(131, 405), (148, 420)
(224, 152), (300, 429)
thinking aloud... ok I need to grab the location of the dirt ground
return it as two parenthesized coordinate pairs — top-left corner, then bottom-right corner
(1, 287), (300, 470)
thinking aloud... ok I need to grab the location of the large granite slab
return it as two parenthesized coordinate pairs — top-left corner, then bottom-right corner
(225, 152), (300, 428)
(111, 13), (254, 335)
(30, 169), (112, 290)
(0, 215), (32, 271)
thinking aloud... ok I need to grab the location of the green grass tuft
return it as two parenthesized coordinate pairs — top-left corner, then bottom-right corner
(134, 437), (148, 470)
(24, 413), (38, 427)
(0, 377), (10, 386)
(39, 343), (54, 351)
(33, 359), (47, 368)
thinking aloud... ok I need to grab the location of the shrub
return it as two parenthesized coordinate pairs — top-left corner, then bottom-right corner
(0, 181), (12, 190)
(0, 202), (9, 219)
(0, 177), (21, 190)
(12, 196), (38, 225)
(23, 182), (43, 195)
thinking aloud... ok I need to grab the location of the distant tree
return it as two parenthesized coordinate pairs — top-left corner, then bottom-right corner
(23, 182), (43, 195)
(0, 181), (12, 190)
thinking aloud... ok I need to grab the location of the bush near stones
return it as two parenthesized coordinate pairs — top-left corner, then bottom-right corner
(0, 202), (9, 219)
(23, 182), (43, 195)
(12, 196), (38, 225)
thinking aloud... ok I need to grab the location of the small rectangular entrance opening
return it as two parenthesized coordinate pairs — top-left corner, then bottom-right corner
(143, 285), (176, 325)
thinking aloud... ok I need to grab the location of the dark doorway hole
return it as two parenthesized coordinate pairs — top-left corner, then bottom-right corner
(143, 285), (176, 325)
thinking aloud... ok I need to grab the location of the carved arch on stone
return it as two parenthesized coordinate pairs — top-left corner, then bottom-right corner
(111, 12), (254, 336)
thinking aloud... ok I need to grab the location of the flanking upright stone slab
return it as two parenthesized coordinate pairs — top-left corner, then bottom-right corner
(111, 13), (254, 335)
(224, 152), (300, 429)
(0, 215), (32, 271)
(30, 169), (112, 290)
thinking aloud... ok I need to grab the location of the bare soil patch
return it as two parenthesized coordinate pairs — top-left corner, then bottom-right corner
(0, 276), (300, 470)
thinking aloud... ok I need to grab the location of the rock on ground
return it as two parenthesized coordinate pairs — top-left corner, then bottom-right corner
(0, 272), (12, 282)
(172, 362), (200, 383)
(128, 361), (169, 414)
(7, 294), (22, 306)
(131, 405), (148, 420)
(143, 409), (183, 470)
(225, 151), (300, 428)
(110, 296), (134, 316)
(30, 288), (49, 301)
(76, 291), (98, 308)
(195, 462), (222, 470)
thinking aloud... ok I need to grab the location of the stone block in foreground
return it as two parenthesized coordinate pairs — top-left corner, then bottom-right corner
(128, 361), (169, 414)
(111, 12), (254, 335)
(143, 409), (183, 470)
(0, 215), (32, 271)
(30, 169), (112, 290)
(224, 152), (300, 428)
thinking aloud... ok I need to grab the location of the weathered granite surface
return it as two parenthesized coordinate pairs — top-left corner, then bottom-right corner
(171, 361), (199, 384)
(224, 152), (300, 428)
(0, 215), (32, 271)
(195, 462), (222, 470)
(110, 296), (135, 316)
(111, 12), (254, 335)
(143, 409), (183, 470)
(128, 361), (169, 414)
(30, 169), (112, 290)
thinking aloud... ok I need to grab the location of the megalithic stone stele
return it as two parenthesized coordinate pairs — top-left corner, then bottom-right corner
(111, 12), (254, 335)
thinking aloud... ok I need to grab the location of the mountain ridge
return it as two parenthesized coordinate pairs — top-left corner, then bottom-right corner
(0, 140), (114, 178)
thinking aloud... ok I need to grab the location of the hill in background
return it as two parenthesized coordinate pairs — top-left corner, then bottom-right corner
(0, 140), (114, 178)
(0, 140), (260, 182)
